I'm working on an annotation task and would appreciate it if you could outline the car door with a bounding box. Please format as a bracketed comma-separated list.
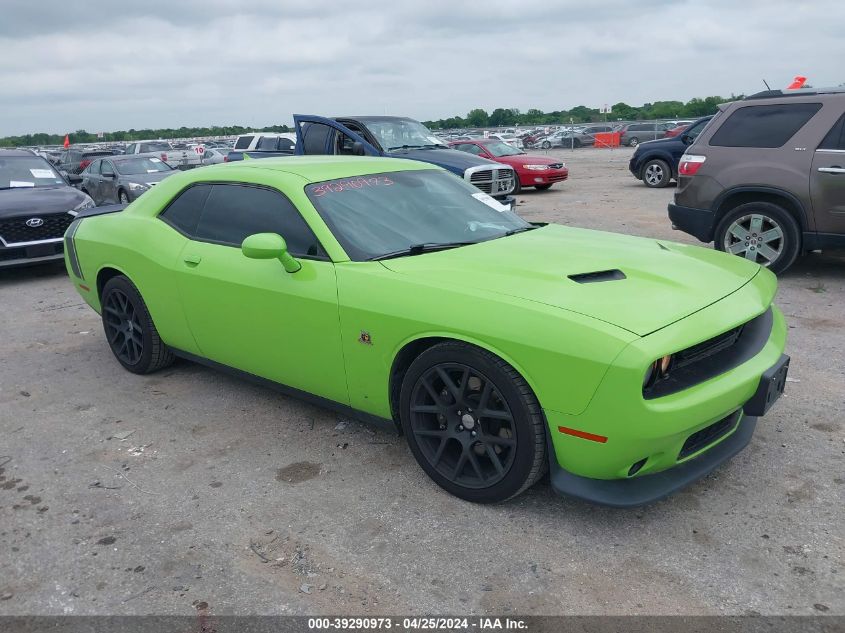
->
[292, 115, 379, 156]
[810, 112, 845, 233]
[83, 159, 102, 203]
[100, 159, 118, 203]
[166, 181, 349, 404]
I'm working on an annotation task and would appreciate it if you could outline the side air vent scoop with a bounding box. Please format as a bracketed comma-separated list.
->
[568, 269, 627, 284]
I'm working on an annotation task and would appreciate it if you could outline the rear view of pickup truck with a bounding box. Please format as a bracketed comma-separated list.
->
[123, 141, 202, 170]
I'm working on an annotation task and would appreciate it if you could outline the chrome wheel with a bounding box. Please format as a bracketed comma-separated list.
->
[722, 213, 784, 266]
[644, 163, 665, 186]
[409, 363, 516, 489]
[541, 141, 551, 149]
[119, 191, 129, 204]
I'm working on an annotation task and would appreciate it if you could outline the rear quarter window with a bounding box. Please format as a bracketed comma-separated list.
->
[234, 135, 254, 150]
[709, 103, 822, 148]
[158, 184, 213, 236]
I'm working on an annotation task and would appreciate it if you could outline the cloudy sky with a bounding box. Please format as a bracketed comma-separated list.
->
[1, 0, 843, 135]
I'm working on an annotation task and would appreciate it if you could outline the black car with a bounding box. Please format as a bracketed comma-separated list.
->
[628, 116, 713, 188]
[0, 149, 95, 268]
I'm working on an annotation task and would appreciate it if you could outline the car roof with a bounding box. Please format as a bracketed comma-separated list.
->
[745, 87, 845, 101]
[205, 155, 438, 182]
[0, 149, 41, 158]
[108, 154, 163, 162]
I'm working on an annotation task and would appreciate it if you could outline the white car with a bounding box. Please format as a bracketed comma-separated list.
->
[487, 133, 523, 149]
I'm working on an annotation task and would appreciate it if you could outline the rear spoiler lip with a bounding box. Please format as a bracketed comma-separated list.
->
[75, 203, 126, 219]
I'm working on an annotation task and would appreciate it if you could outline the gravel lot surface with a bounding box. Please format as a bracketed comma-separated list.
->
[1, 147, 842, 616]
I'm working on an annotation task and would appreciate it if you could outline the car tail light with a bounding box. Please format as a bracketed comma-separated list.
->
[161, 153, 168, 162]
[678, 154, 706, 176]
[223, 155, 229, 162]
[79, 159, 91, 170]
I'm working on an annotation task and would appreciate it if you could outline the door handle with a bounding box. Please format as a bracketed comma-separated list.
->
[183, 254, 202, 266]
[818, 166, 845, 174]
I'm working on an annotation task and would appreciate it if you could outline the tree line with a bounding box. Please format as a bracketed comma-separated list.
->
[421, 96, 739, 129]
[0, 124, 292, 148]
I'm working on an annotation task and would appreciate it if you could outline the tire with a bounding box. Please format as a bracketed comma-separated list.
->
[642, 159, 671, 188]
[714, 202, 801, 274]
[118, 190, 130, 204]
[511, 178, 521, 195]
[541, 141, 551, 149]
[628, 137, 640, 147]
[570, 138, 581, 149]
[100, 275, 175, 374]
[534, 184, 553, 191]
[399, 341, 547, 503]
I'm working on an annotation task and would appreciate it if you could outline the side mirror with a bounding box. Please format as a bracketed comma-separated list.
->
[241, 232, 301, 273]
[681, 134, 693, 145]
[351, 141, 366, 156]
[64, 172, 82, 185]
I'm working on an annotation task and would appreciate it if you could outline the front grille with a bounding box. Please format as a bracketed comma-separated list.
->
[679, 411, 740, 460]
[548, 163, 563, 169]
[673, 325, 743, 370]
[644, 308, 773, 399]
[468, 168, 514, 195]
[0, 212, 74, 245]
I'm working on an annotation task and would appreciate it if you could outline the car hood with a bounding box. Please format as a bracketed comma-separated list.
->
[117, 171, 177, 185]
[492, 154, 565, 167]
[385, 147, 503, 174]
[379, 224, 760, 336]
[0, 185, 88, 219]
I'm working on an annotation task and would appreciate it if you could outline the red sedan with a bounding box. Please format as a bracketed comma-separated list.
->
[448, 139, 568, 191]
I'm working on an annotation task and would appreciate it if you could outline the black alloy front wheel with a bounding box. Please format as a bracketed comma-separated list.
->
[400, 342, 547, 503]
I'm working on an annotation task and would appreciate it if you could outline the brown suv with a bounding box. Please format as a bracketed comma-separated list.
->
[668, 88, 845, 273]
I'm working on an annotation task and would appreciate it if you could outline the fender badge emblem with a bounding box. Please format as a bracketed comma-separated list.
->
[358, 331, 373, 345]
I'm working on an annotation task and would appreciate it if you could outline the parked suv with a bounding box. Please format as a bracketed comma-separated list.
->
[669, 88, 845, 273]
[628, 116, 713, 187]
[619, 122, 674, 147]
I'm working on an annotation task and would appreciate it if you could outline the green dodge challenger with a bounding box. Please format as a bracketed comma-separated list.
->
[64, 156, 789, 507]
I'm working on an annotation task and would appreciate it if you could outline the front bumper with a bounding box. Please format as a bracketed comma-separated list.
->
[519, 169, 569, 186]
[0, 241, 65, 267]
[549, 413, 758, 508]
[543, 273, 788, 506]
[668, 202, 716, 243]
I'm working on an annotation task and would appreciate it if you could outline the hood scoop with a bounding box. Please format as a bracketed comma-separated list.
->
[568, 269, 626, 284]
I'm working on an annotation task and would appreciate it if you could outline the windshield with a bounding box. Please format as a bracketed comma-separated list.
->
[361, 119, 447, 151]
[143, 142, 171, 152]
[115, 157, 173, 175]
[485, 141, 523, 157]
[306, 170, 531, 261]
[0, 156, 65, 189]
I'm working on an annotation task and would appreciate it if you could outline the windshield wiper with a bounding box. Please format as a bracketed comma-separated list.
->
[369, 241, 476, 261]
[387, 144, 426, 151]
[503, 226, 539, 237]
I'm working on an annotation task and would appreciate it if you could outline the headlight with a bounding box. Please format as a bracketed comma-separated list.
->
[523, 164, 551, 171]
[643, 354, 673, 389]
[73, 196, 95, 212]
[128, 182, 149, 191]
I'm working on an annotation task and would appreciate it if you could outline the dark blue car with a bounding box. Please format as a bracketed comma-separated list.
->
[292, 115, 517, 209]
[628, 116, 713, 188]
